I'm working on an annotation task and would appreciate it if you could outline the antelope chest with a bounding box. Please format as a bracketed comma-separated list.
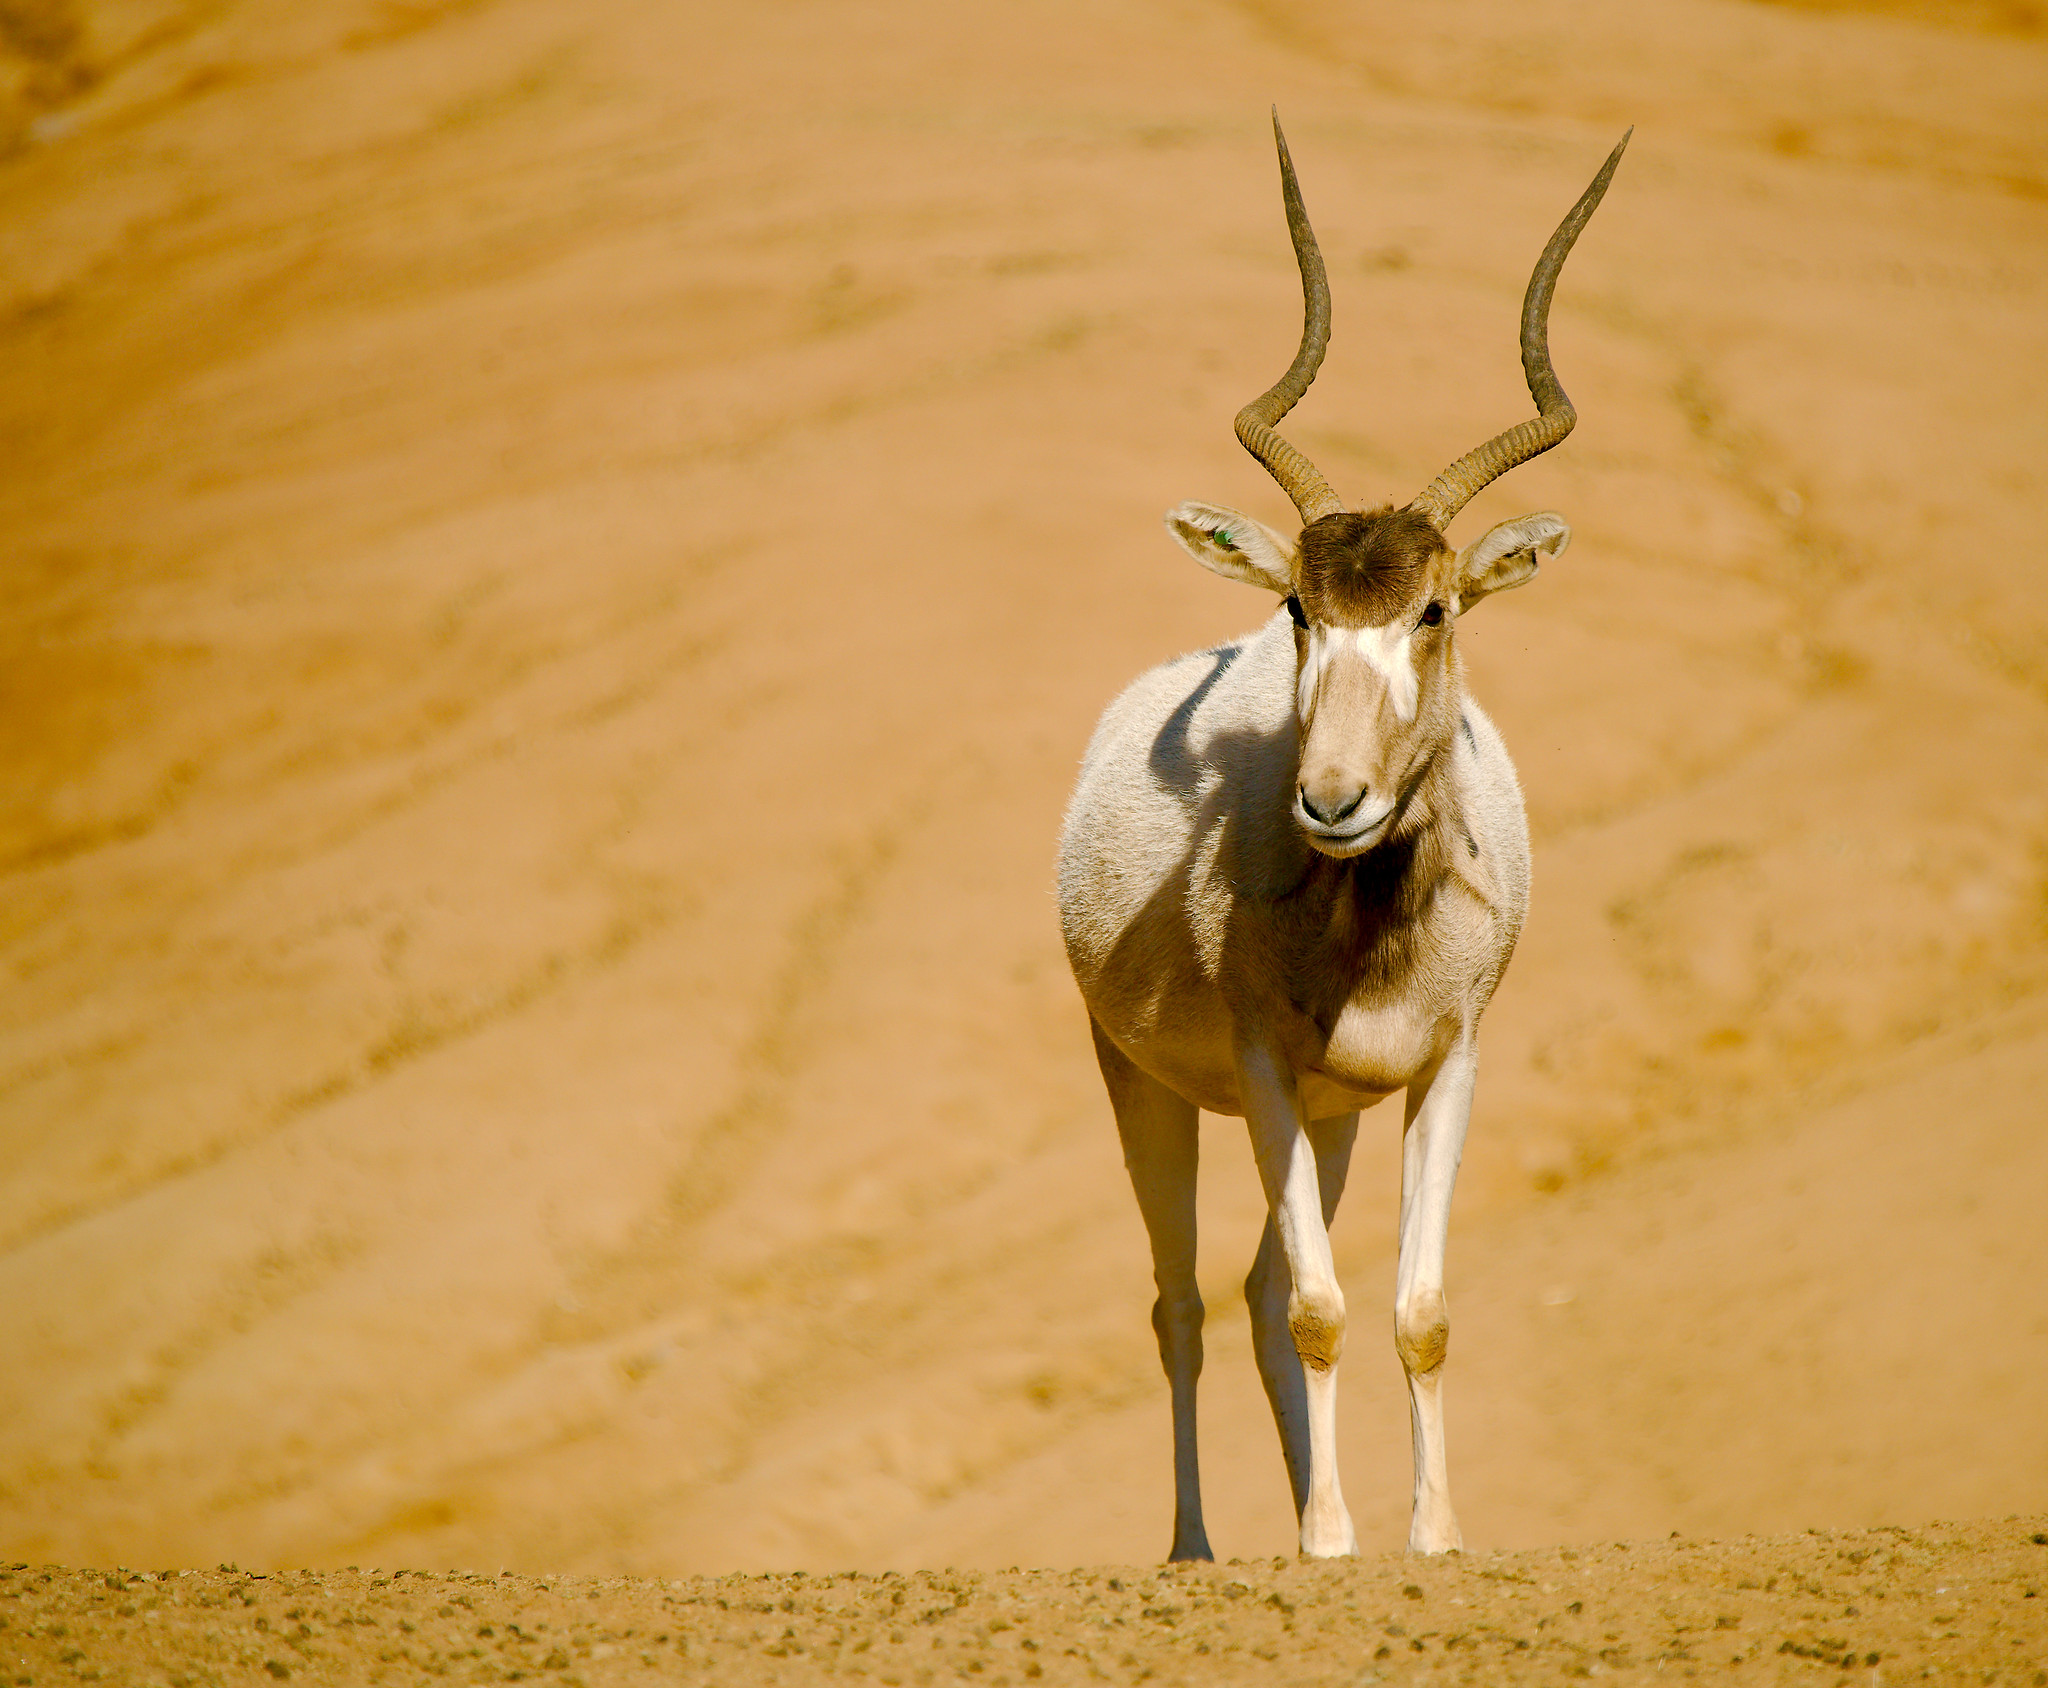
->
[1285, 879, 1497, 1110]
[1301, 992, 1445, 1110]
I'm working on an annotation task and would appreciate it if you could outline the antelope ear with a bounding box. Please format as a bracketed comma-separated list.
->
[1454, 511, 1570, 610]
[1165, 502, 1297, 595]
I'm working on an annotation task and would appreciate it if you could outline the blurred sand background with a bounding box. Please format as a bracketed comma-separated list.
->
[1, 0, 2046, 1582]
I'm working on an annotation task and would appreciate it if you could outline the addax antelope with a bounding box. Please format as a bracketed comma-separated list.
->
[1058, 115, 1628, 1559]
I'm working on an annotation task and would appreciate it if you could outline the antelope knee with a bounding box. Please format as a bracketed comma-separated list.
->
[1244, 1248, 1281, 1310]
[1394, 1288, 1449, 1376]
[1287, 1286, 1346, 1372]
[1151, 1289, 1205, 1373]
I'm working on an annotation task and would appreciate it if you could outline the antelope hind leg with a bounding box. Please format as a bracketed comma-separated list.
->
[1091, 1018, 1211, 1563]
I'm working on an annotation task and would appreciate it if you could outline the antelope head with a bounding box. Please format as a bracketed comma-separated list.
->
[1166, 115, 1626, 858]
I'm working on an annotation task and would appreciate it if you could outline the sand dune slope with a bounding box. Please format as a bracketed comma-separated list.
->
[0, 0, 2045, 1585]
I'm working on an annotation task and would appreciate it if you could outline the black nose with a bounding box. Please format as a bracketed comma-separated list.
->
[1300, 785, 1367, 826]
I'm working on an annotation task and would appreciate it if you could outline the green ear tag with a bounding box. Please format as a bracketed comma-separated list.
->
[1214, 530, 1236, 550]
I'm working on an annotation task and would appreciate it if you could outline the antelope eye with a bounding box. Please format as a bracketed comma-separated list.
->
[1285, 594, 1308, 629]
[1419, 601, 1445, 628]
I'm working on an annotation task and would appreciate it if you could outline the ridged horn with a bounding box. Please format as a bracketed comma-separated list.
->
[1408, 129, 1631, 533]
[1235, 109, 1346, 526]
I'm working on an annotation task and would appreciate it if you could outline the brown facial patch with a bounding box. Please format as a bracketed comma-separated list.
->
[1295, 505, 1446, 627]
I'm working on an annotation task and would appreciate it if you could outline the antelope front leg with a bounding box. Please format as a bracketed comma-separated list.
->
[1245, 1111, 1358, 1530]
[1238, 1040, 1356, 1558]
[1396, 1033, 1478, 1553]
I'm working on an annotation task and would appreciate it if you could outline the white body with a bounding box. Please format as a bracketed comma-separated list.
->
[1059, 575, 1535, 1558]
[1063, 113, 1621, 1560]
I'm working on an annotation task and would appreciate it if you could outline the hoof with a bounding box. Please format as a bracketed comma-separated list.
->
[1299, 1493, 1357, 1559]
[1406, 1492, 1462, 1554]
[1298, 1519, 1358, 1558]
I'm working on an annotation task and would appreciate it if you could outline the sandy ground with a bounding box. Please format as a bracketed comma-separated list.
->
[6, 1520, 2048, 1686]
[3, 0, 2048, 1666]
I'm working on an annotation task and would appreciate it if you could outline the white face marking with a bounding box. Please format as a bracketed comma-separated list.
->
[1353, 622, 1420, 720]
[1295, 617, 1420, 723]
[1296, 625, 1326, 719]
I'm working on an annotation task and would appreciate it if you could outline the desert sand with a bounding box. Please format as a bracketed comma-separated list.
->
[2, 0, 2047, 1672]
[6, 1520, 2048, 1684]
